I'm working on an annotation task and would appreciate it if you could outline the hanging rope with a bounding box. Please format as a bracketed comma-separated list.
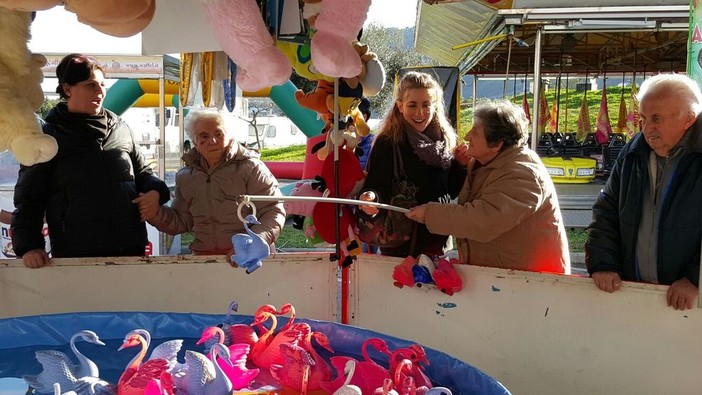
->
[564, 72, 569, 131]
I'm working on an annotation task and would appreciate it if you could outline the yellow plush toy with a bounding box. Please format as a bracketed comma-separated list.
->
[0, 6, 58, 165]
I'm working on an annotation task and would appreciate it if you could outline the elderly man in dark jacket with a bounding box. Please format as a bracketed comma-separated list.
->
[586, 73, 702, 310]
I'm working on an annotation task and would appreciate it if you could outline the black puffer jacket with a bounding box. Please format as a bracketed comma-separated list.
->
[586, 120, 702, 286]
[12, 103, 170, 258]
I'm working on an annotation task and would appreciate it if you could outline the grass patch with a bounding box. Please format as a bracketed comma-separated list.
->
[260, 145, 306, 161]
[567, 228, 588, 253]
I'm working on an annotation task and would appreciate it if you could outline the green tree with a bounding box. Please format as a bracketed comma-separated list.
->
[361, 23, 436, 117]
[37, 97, 61, 119]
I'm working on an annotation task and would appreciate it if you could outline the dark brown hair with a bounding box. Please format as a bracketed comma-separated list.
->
[55, 53, 105, 100]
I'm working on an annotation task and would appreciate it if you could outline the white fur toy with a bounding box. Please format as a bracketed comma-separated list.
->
[0, 6, 58, 165]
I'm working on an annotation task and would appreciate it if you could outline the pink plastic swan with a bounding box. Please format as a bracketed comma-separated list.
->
[117, 332, 172, 395]
[389, 344, 432, 389]
[23, 329, 106, 394]
[249, 311, 280, 369]
[254, 320, 307, 369]
[270, 325, 334, 392]
[196, 326, 260, 390]
[320, 338, 391, 395]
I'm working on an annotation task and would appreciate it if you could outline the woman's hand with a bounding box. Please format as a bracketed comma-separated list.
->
[359, 191, 379, 216]
[132, 190, 161, 222]
[406, 204, 428, 224]
[21, 248, 50, 268]
[454, 143, 471, 167]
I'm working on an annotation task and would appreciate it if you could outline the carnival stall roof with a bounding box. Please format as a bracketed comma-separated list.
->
[416, 0, 690, 75]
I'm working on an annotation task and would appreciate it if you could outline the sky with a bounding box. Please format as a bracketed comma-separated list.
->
[29, 0, 418, 55]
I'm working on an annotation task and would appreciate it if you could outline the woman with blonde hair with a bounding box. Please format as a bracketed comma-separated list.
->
[358, 71, 466, 257]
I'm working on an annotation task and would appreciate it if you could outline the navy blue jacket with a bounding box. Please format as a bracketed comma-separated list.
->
[585, 120, 702, 286]
[12, 103, 170, 258]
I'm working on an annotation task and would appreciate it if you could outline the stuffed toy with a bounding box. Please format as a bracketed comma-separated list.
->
[312, 149, 365, 267]
[0, 0, 155, 37]
[0, 7, 58, 166]
[309, 0, 370, 78]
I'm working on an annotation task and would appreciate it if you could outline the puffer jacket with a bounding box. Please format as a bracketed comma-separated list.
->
[425, 145, 570, 274]
[12, 103, 170, 257]
[586, 121, 702, 286]
[149, 142, 285, 255]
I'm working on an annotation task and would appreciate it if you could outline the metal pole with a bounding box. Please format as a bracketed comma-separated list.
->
[531, 26, 543, 151]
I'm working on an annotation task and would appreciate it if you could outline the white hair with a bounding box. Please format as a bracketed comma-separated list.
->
[637, 73, 702, 117]
[183, 109, 230, 141]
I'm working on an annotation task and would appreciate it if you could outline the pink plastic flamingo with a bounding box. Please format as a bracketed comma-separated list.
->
[117, 332, 172, 395]
[197, 326, 260, 390]
[320, 338, 391, 395]
[249, 311, 279, 368]
[255, 320, 308, 369]
[270, 326, 334, 391]
[275, 303, 297, 332]
[143, 372, 173, 395]
[389, 344, 432, 389]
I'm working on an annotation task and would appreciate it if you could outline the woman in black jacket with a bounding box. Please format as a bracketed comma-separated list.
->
[12, 53, 169, 268]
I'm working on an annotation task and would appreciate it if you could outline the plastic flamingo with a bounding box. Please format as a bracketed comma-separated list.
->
[179, 343, 234, 395]
[23, 329, 105, 394]
[203, 300, 240, 351]
[330, 360, 361, 395]
[117, 332, 172, 395]
[255, 320, 307, 369]
[320, 338, 391, 395]
[143, 372, 173, 395]
[389, 344, 432, 389]
[373, 378, 399, 395]
[249, 311, 279, 368]
[270, 327, 334, 391]
[125, 329, 183, 373]
[275, 303, 297, 332]
[196, 326, 260, 390]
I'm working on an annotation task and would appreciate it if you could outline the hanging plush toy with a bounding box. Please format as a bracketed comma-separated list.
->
[0, 7, 58, 166]
[312, 149, 365, 267]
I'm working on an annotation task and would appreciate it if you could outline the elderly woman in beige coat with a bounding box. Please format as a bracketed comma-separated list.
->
[406, 100, 570, 274]
[137, 109, 285, 265]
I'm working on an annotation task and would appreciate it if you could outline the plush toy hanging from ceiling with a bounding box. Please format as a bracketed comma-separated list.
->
[0, 0, 157, 166]
[195, 0, 371, 92]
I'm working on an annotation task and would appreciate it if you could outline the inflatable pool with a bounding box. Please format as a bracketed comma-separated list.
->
[0, 312, 510, 395]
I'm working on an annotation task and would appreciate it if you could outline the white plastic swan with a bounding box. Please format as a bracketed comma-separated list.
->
[124, 328, 183, 372]
[178, 343, 234, 395]
[23, 329, 105, 394]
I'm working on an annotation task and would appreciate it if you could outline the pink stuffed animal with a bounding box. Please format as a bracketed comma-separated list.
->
[310, 0, 370, 78]
[285, 180, 323, 218]
[197, 0, 292, 92]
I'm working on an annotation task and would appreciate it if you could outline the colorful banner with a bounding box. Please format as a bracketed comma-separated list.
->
[538, 88, 551, 133]
[521, 94, 531, 122]
[688, 0, 702, 89]
[616, 92, 628, 134]
[576, 90, 591, 141]
[595, 86, 613, 145]
[625, 82, 641, 139]
[547, 101, 559, 133]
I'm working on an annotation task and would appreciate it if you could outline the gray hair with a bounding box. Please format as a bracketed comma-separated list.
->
[183, 109, 229, 142]
[472, 99, 529, 149]
[637, 73, 702, 118]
